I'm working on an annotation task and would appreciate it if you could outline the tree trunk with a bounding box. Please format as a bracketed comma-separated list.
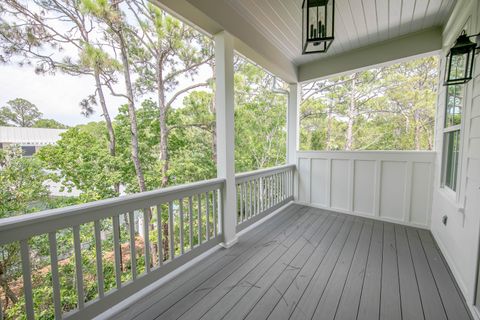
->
[326, 104, 333, 150]
[414, 109, 421, 150]
[117, 33, 146, 193]
[94, 70, 119, 194]
[346, 74, 356, 151]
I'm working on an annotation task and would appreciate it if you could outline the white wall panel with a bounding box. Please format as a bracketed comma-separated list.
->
[353, 160, 375, 215]
[380, 161, 407, 221]
[297, 151, 435, 228]
[330, 160, 349, 211]
[310, 159, 328, 206]
[410, 162, 433, 226]
[298, 158, 310, 203]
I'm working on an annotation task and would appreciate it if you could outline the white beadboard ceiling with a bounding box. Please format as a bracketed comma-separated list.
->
[225, 0, 456, 66]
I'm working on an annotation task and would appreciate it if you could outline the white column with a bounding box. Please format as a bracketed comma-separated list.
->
[215, 31, 238, 248]
[287, 83, 300, 201]
[287, 83, 299, 164]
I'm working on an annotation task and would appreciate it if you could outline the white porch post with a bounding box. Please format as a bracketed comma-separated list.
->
[287, 83, 300, 200]
[215, 31, 238, 247]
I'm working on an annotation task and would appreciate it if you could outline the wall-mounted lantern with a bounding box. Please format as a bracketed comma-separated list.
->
[302, 0, 334, 54]
[444, 30, 480, 85]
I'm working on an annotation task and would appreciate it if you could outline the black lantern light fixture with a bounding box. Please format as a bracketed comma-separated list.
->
[444, 30, 480, 85]
[302, 0, 334, 54]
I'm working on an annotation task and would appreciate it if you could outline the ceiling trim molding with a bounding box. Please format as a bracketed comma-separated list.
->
[153, 0, 298, 83]
[297, 27, 443, 83]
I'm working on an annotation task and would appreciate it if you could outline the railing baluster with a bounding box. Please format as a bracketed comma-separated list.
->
[198, 194, 202, 245]
[213, 190, 218, 236]
[129, 212, 137, 277]
[20, 240, 34, 320]
[156, 206, 163, 267]
[180, 199, 184, 254]
[253, 179, 257, 216]
[206, 192, 210, 240]
[143, 209, 151, 272]
[112, 216, 122, 287]
[240, 183, 244, 222]
[248, 180, 252, 219]
[168, 201, 175, 260]
[189, 196, 193, 250]
[94, 220, 104, 298]
[73, 225, 85, 309]
[48, 232, 62, 319]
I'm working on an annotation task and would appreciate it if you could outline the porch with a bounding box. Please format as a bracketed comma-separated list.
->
[114, 204, 470, 320]
[0, 0, 479, 319]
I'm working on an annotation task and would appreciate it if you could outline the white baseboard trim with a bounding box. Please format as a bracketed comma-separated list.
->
[295, 201, 430, 230]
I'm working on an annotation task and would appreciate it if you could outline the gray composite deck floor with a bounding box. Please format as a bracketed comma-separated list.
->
[116, 204, 472, 320]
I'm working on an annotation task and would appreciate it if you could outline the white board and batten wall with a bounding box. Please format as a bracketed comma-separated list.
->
[296, 151, 435, 228]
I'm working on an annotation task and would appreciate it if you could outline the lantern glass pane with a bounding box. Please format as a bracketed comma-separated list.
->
[445, 85, 463, 127]
[450, 52, 467, 80]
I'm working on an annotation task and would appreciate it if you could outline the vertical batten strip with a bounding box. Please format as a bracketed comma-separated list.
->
[48, 232, 62, 320]
[168, 202, 175, 260]
[179, 200, 184, 254]
[128, 212, 137, 277]
[213, 190, 218, 236]
[189, 197, 193, 249]
[94, 220, 104, 298]
[112, 216, 122, 288]
[239, 184, 243, 222]
[206, 192, 210, 240]
[156, 206, 163, 267]
[72, 225, 85, 309]
[143, 209, 151, 272]
[20, 240, 34, 320]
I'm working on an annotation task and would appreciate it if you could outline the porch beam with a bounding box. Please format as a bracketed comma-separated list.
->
[214, 31, 238, 248]
[298, 27, 442, 82]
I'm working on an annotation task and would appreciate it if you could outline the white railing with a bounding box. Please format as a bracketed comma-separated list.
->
[0, 178, 224, 320]
[235, 164, 295, 230]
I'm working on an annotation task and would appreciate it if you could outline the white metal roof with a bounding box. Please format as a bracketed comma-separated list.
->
[0, 126, 66, 146]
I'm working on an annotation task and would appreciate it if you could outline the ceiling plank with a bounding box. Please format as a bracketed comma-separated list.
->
[155, 0, 298, 82]
[298, 27, 442, 82]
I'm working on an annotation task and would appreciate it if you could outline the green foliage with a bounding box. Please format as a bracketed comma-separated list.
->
[300, 56, 439, 151]
[36, 128, 120, 202]
[32, 119, 68, 129]
[0, 98, 42, 127]
[0, 146, 49, 217]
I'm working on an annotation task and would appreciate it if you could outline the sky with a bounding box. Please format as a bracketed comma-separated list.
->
[0, 1, 213, 128]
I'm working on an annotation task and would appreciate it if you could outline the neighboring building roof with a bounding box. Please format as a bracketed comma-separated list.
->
[0, 126, 66, 146]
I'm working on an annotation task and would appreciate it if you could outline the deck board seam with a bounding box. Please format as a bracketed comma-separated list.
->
[310, 219, 364, 319]
[132, 205, 309, 320]
[285, 216, 352, 319]
[334, 221, 373, 320]
[404, 225, 426, 320]
[156, 208, 322, 319]
[287, 216, 358, 319]
[263, 215, 350, 320]
[416, 228, 449, 318]
[185, 211, 333, 320]
[394, 224, 403, 320]
[238, 214, 340, 320]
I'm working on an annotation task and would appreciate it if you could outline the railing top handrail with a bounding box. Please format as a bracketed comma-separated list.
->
[0, 178, 225, 243]
[235, 164, 295, 182]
